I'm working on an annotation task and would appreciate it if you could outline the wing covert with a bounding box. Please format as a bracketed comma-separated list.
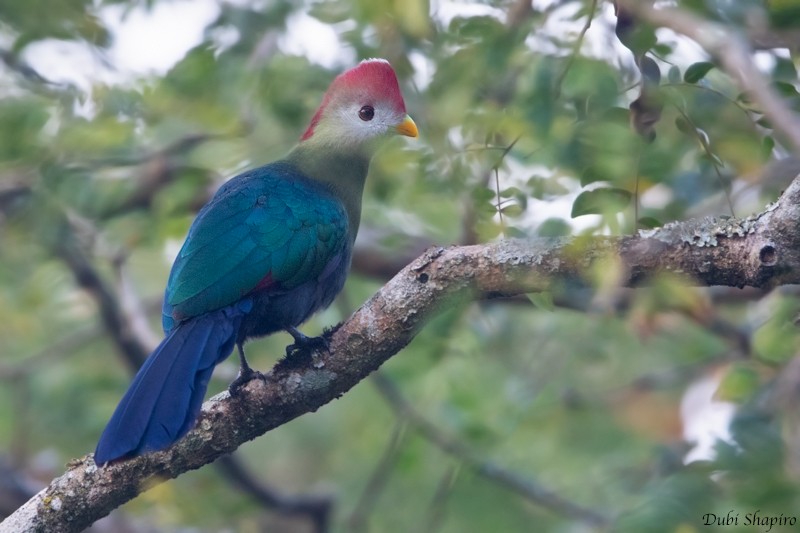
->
[163, 163, 348, 326]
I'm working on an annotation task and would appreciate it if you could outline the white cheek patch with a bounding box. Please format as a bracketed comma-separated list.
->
[310, 103, 400, 149]
[331, 105, 391, 143]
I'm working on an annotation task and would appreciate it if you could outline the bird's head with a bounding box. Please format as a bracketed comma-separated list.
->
[300, 58, 417, 153]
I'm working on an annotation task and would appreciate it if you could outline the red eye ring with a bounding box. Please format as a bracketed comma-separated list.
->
[358, 105, 375, 121]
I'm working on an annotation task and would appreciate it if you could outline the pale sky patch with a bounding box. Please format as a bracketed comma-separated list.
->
[681, 372, 736, 463]
[102, 0, 221, 76]
[279, 11, 351, 68]
[431, 0, 504, 26]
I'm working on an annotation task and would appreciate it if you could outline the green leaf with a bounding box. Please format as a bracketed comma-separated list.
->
[716, 364, 760, 403]
[761, 136, 775, 161]
[667, 65, 681, 84]
[471, 187, 495, 202]
[527, 292, 555, 312]
[683, 62, 715, 83]
[770, 2, 800, 28]
[652, 43, 673, 57]
[527, 175, 568, 199]
[674, 116, 694, 136]
[772, 80, 800, 99]
[773, 56, 798, 81]
[571, 187, 632, 217]
[500, 203, 523, 217]
[499, 186, 523, 198]
[580, 165, 608, 186]
[637, 217, 662, 229]
[505, 226, 528, 238]
[537, 218, 572, 237]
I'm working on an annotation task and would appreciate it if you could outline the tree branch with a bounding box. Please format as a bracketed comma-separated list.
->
[5, 174, 800, 532]
[53, 229, 150, 370]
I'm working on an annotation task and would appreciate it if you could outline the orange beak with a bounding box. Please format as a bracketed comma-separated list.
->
[395, 115, 418, 138]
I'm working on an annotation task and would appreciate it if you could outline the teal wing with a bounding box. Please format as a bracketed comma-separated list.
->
[162, 162, 348, 329]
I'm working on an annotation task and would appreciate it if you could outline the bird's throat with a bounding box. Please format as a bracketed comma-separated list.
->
[285, 143, 370, 242]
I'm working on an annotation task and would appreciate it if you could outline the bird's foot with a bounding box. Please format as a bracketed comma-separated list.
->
[274, 327, 333, 371]
[285, 335, 329, 358]
[228, 364, 266, 398]
[284, 326, 330, 359]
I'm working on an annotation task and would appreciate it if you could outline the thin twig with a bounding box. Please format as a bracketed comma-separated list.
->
[492, 135, 522, 236]
[553, 0, 599, 99]
[669, 101, 736, 216]
[662, 82, 754, 118]
[422, 465, 459, 533]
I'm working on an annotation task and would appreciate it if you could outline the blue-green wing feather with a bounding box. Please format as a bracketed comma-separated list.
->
[163, 162, 348, 330]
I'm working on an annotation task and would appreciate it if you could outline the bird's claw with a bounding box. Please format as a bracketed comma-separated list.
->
[228, 366, 266, 397]
[284, 325, 331, 359]
[285, 334, 329, 358]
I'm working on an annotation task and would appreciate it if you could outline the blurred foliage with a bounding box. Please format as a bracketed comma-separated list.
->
[1, 0, 800, 531]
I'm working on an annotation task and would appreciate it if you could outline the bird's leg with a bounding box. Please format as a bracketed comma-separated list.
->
[285, 325, 330, 358]
[228, 342, 265, 397]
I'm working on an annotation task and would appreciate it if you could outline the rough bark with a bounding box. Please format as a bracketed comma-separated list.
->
[3, 175, 800, 532]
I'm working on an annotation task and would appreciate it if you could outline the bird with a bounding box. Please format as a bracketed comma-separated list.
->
[94, 58, 417, 464]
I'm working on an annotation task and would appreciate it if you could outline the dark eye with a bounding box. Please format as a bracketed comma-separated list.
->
[358, 105, 375, 121]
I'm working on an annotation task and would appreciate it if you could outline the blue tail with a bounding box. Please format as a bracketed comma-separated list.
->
[94, 308, 243, 464]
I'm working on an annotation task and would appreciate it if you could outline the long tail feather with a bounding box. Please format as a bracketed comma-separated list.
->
[94, 309, 241, 464]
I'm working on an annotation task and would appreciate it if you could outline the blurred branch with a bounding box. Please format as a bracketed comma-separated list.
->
[0, 48, 62, 89]
[0, 171, 34, 214]
[9, 174, 800, 531]
[52, 208, 156, 368]
[352, 228, 433, 279]
[74, 133, 226, 220]
[748, 28, 800, 51]
[372, 373, 611, 527]
[0, 135, 221, 222]
[54, 227, 150, 370]
[422, 465, 458, 533]
[215, 455, 333, 533]
[506, 0, 535, 28]
[617, 0, 800, 152]
[71, 133, 224, 171]
[0, 458, 38, 520]
[0, 325, 102, 380]
[246, 29, 281, 70]
[346, 423, 406, 532]
[113, 260, 160, 352]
